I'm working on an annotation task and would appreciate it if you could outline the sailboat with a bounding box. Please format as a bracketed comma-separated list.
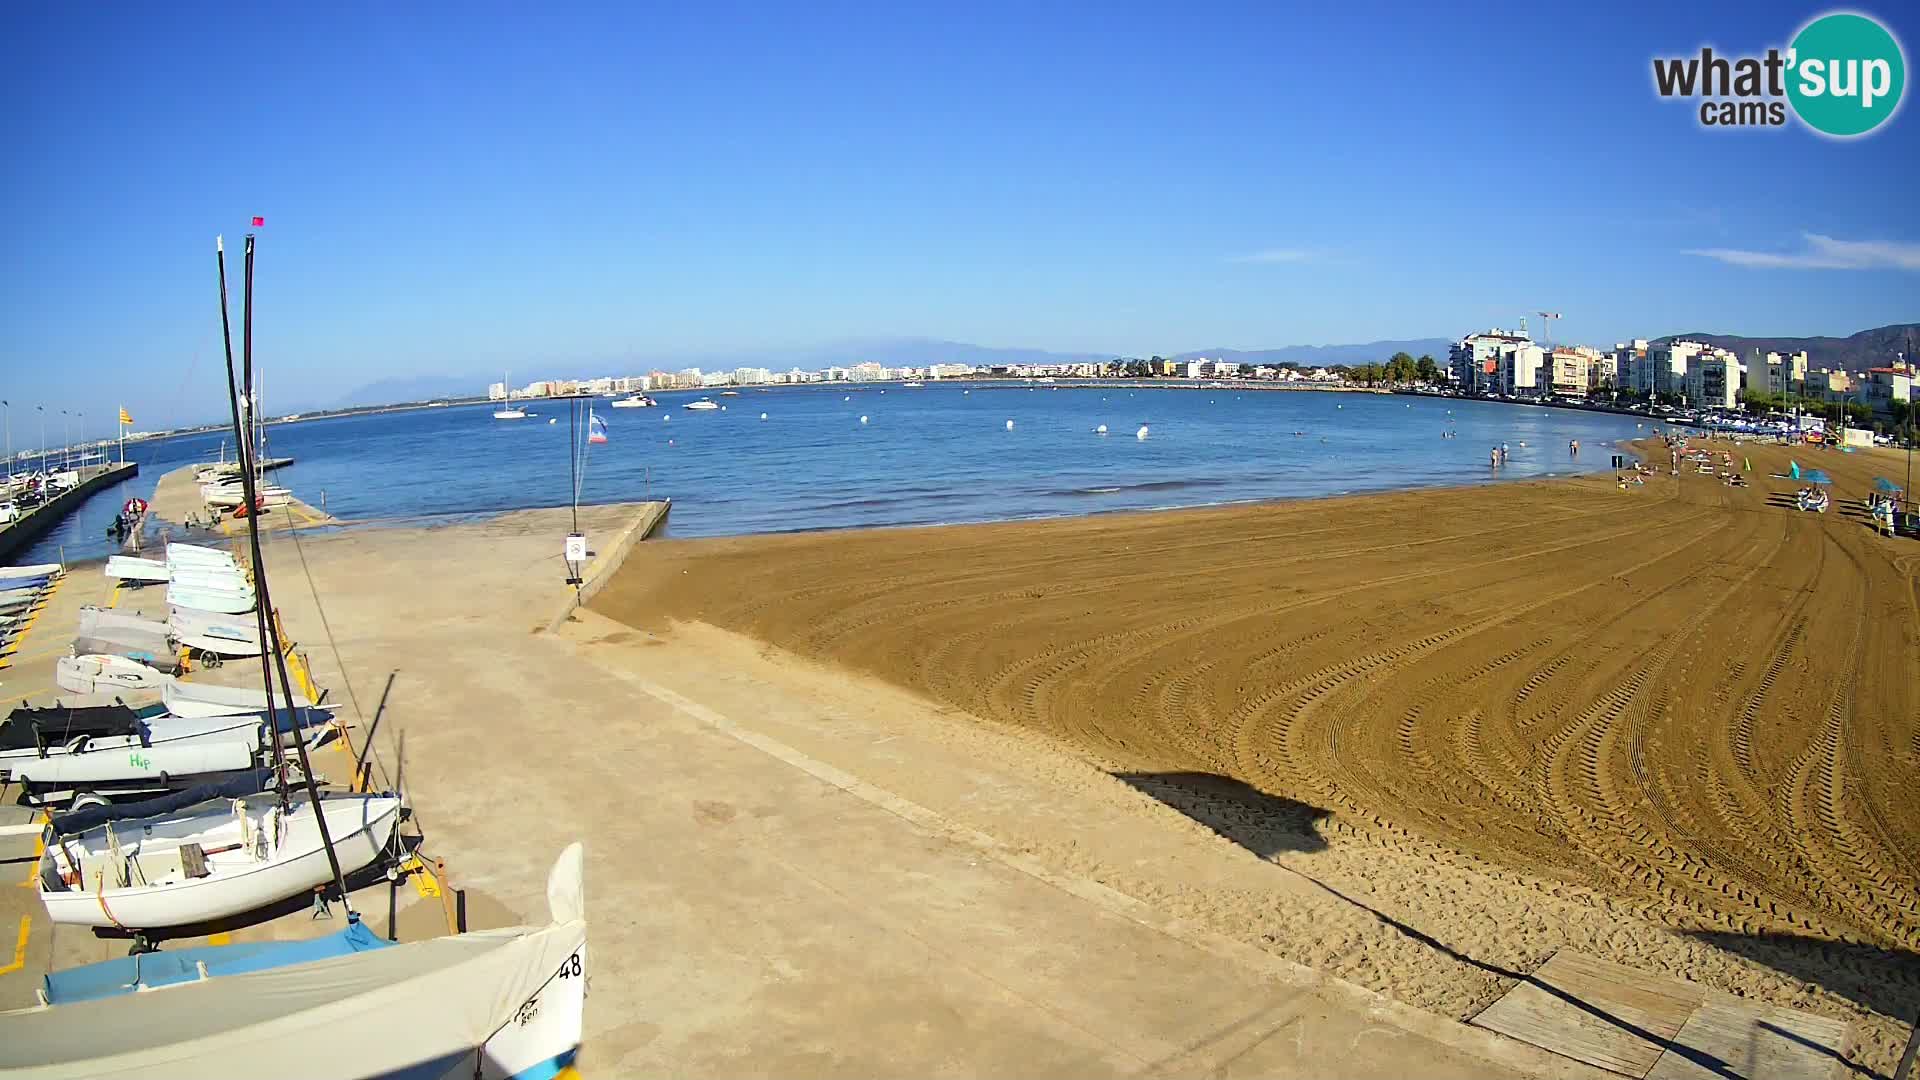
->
[493, 370, 528, 420]
[0, 230, 587, 1080]
[2, 842, 587, 1080]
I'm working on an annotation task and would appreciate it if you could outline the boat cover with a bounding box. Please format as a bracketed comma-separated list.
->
[0, 844, 587, 1080]
[42, 920, 395, 1004]
[48, 772, 277, 835]
[72, 630, 179, 673]
[0, 705, 143, 751]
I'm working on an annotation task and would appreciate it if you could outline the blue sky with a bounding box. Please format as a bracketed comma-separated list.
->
[2, 1, 1915, 429]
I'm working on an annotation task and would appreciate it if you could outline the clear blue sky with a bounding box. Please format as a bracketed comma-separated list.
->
[2, 1, 1915, 430]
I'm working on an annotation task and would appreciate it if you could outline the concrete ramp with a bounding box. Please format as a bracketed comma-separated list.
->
[1472, 951, 1849, 1079]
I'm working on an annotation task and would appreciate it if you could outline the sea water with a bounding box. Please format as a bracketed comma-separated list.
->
[18, 385, 1652, 563]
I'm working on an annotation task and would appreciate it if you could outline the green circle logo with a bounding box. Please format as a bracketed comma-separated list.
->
[1787, 12, 1906, 137]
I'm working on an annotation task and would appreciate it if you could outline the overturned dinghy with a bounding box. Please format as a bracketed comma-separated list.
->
[165, 580, 254, 615]
[56, 655, 166, 695]
[72, 627, 180, 674]
[36, 784, 402, 929]
[167, 604, 264, 657]
[1, 843, 587, 1080]
[163, 676, 316, 718]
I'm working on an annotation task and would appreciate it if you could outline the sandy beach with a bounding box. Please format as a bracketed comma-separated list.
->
[596, 437, 1920, 1070]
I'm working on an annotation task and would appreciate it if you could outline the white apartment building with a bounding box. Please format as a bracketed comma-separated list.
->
[1449, 329, 1532, 395]
[1645, 340, 1705, 398]
[487, 382, 507, 401]
[1684, 348, 1742, 410]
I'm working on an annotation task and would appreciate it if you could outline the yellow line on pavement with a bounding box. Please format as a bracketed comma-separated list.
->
[0, 916, 29, 975]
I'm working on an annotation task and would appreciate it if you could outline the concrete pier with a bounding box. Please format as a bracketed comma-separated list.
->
[147, 463, 336, 531]
[0, 462, 139, 561]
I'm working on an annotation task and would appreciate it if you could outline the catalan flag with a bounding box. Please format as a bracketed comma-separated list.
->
[118, 407, 132, 425]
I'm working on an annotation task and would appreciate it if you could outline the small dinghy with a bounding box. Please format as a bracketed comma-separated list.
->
[56, 654, 167, 695]
[36, 785, 402, 929]
[163, 676, 317, 718]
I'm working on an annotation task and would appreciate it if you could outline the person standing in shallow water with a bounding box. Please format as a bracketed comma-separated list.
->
[1570, 438, 1579, 457]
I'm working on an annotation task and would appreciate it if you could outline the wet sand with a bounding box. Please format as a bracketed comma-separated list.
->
[596, 437, 1920, 1070]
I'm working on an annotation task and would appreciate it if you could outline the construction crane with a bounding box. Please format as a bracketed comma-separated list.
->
[1537, 311, 1562, 348]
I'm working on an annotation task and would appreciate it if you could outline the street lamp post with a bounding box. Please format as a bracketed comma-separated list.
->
[36, 405, 45, 476]
[1, 399, 9, 484]
[61, 410, 70, 470]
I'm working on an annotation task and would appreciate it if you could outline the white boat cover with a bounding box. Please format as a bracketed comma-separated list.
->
[0, 563, 62, 580]
[163, 676, 315, 717]
[0, 844, 588, 1080]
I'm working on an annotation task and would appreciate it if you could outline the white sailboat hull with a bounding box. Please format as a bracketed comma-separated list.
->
[0, 844, 587, 1080]
[104, 557, 169, 583]
[56, 655, 166, 695]
[7, 740, 255, 784]
[39, 793, 401, 929]
[0, 563, 62, 581]
[165, 584, 254, 614]
[164, 543, 239, 567]
[163, 677, 315, 718]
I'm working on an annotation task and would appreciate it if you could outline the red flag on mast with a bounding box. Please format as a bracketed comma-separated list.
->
[251, 216, 265, 226]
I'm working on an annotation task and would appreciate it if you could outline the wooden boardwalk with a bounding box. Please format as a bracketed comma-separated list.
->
[1473, 951, 1851, 1079]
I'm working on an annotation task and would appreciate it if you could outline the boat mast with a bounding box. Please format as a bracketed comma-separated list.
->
[217, 232, 355, 911]
[215, 237, 293, 812]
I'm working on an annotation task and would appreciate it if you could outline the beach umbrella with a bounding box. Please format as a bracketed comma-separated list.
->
[1873, 477, 1902, 493]
[1803, 470, 1834, 486]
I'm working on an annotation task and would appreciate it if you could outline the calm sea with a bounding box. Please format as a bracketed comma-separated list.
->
[17, 384, 1654, 564]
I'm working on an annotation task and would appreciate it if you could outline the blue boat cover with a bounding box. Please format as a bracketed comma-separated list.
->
[42, 920, 394, 1004]
[47, 773, 277, 835]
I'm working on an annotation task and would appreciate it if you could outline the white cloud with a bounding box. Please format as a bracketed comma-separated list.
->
[1683, 232, 1920, 270]
[1228, 248, 1316, 264]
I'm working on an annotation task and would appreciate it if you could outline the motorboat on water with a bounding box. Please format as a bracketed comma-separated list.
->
[684, 399, 721, 411]
[609, 393, 657, 408]
[719, 390, 740, 396]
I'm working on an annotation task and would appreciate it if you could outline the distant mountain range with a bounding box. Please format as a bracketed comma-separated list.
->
[1652, 323, 1917, 373]
[1170, 339, 1454, 367]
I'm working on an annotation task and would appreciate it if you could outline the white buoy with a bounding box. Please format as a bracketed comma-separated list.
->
[549, 418, 557, 425]
[721, 405, 727, 411]
[1095, 424, 1108, 434]
[760, 412, 768, 420]
[963, 389, 970, 395]
[1005, 419, 1014, 430]
[1136, 425, 1149, 440]
[860, 415, 869, 424]
[844, 395, 851, 401]
[663, 415, 670, 422]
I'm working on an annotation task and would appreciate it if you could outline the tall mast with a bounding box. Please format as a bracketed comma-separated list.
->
[217, 233, 355, 912]
[215, 238, 292, 810]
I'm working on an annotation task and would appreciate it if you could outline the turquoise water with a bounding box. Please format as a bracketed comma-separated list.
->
[17, 384, 1652, 565]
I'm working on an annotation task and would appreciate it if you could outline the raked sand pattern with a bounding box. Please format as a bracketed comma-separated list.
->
[597, 438, 1920, 1072]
